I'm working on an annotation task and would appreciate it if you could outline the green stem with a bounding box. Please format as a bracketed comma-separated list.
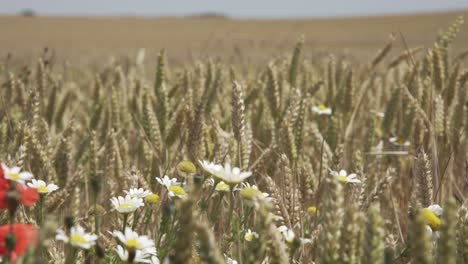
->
[143, 207, 153, 234]
[210, 193, 224, 223]
[157, 205, 175, 248]
[38, 194, 45, 226]
[227, 190, 235, 230]
[65, 247, 78, 264]
[132, 210, 140, 230]
[94, 202, 100, 235]
[240, 207, 253, 228]
[201, 184, 217, 211]
[122, 214, 128, 233]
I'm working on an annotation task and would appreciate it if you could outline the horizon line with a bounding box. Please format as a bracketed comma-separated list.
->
[2, 7, 467, 20]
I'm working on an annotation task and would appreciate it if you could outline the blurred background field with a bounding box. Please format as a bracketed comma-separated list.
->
[1, 10, 467, 66]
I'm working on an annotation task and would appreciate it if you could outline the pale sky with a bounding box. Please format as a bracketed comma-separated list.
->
[2, 0, 468, 18]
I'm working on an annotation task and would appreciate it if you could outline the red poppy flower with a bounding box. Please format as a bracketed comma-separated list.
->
[0, 163, 39, 209]
[0, 224, 38, 262]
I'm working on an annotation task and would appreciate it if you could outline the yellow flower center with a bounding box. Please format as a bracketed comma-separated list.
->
[118, 203, 132, 209]
[144, 194, 160, 204]
[240, 188, 260, 200]
[307, 206, 317, 214]
[337, 175, 348, 183]
[318, 104, 327, 110]
[70, 235, 87, 244]
[126, 239, 140, 248]
[215, 182, 230, 192]
[7, 173, 20, 181]
[396, 137, 404, 145]
[420, 208, 441, 231]
[245, 233, 253, 241]
[169, 185, 186, 196]
[37, 186, 49, 193]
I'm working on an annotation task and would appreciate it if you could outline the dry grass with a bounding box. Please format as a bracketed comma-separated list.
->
[0, 10, 467, 66]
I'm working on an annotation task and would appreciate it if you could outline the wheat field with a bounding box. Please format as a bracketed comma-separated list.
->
[1, 10, 467, 66]
[0, 11, 466, 264]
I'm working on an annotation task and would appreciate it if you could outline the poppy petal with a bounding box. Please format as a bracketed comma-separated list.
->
[0, 188, 6, 209]
[0, 224, 38, 262]
[17, 185, 39, 206]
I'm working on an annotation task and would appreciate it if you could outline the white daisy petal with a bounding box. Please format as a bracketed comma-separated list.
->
[112, 228, 155, 251]
[312, 104, 332, 115]
[110, 195, 144, 214]
[56, 225, 97, 250]
[199, 160, 252, 184]
[27, 179, 59, 194]
[331, 169, 360, 184]
[428, 204, 443, 216]
[2, 164, 34, 184]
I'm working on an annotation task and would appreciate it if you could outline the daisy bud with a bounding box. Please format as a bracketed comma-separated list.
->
[5, 184, 21, 218]
[144, 194, 160, 205]
[88, 205, 106, 216]
[176, 161, 196, 178]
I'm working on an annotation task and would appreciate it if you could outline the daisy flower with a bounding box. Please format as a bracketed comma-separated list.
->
[278, 226, 311, 245]
[112, 228, 155, 251]
[389, 137, 410, 147]
[167, 185, 187, 198]
[278, 225, 295, 243]
[238, 183, 271, 201]
[300, 237, 313, 245]
[27, 179, 59, 194]
[155, 176, 187, 198]
[215, 181, 230, 192]
[238, 183, 272, 208]
[371, 140, 384, 153]
[199, 161, 252, 185]
[110, 195, 144, 214]
[1, 164, 33, 185]
[115, 245, 157, 263]
[312, 104, 332, 115]
[244, 229, 259, 242]
[124, 188, 152, 199]
[56, 225, 97, 250]
[420, 204, 443, 239]
[375, 112, 385, 118]
[155, 175, 180, 190]
[330, 170, 361, 184]
[225, 255, 238, 264]
[198, 160, 223, 176]
[150, 255, 160, 264]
